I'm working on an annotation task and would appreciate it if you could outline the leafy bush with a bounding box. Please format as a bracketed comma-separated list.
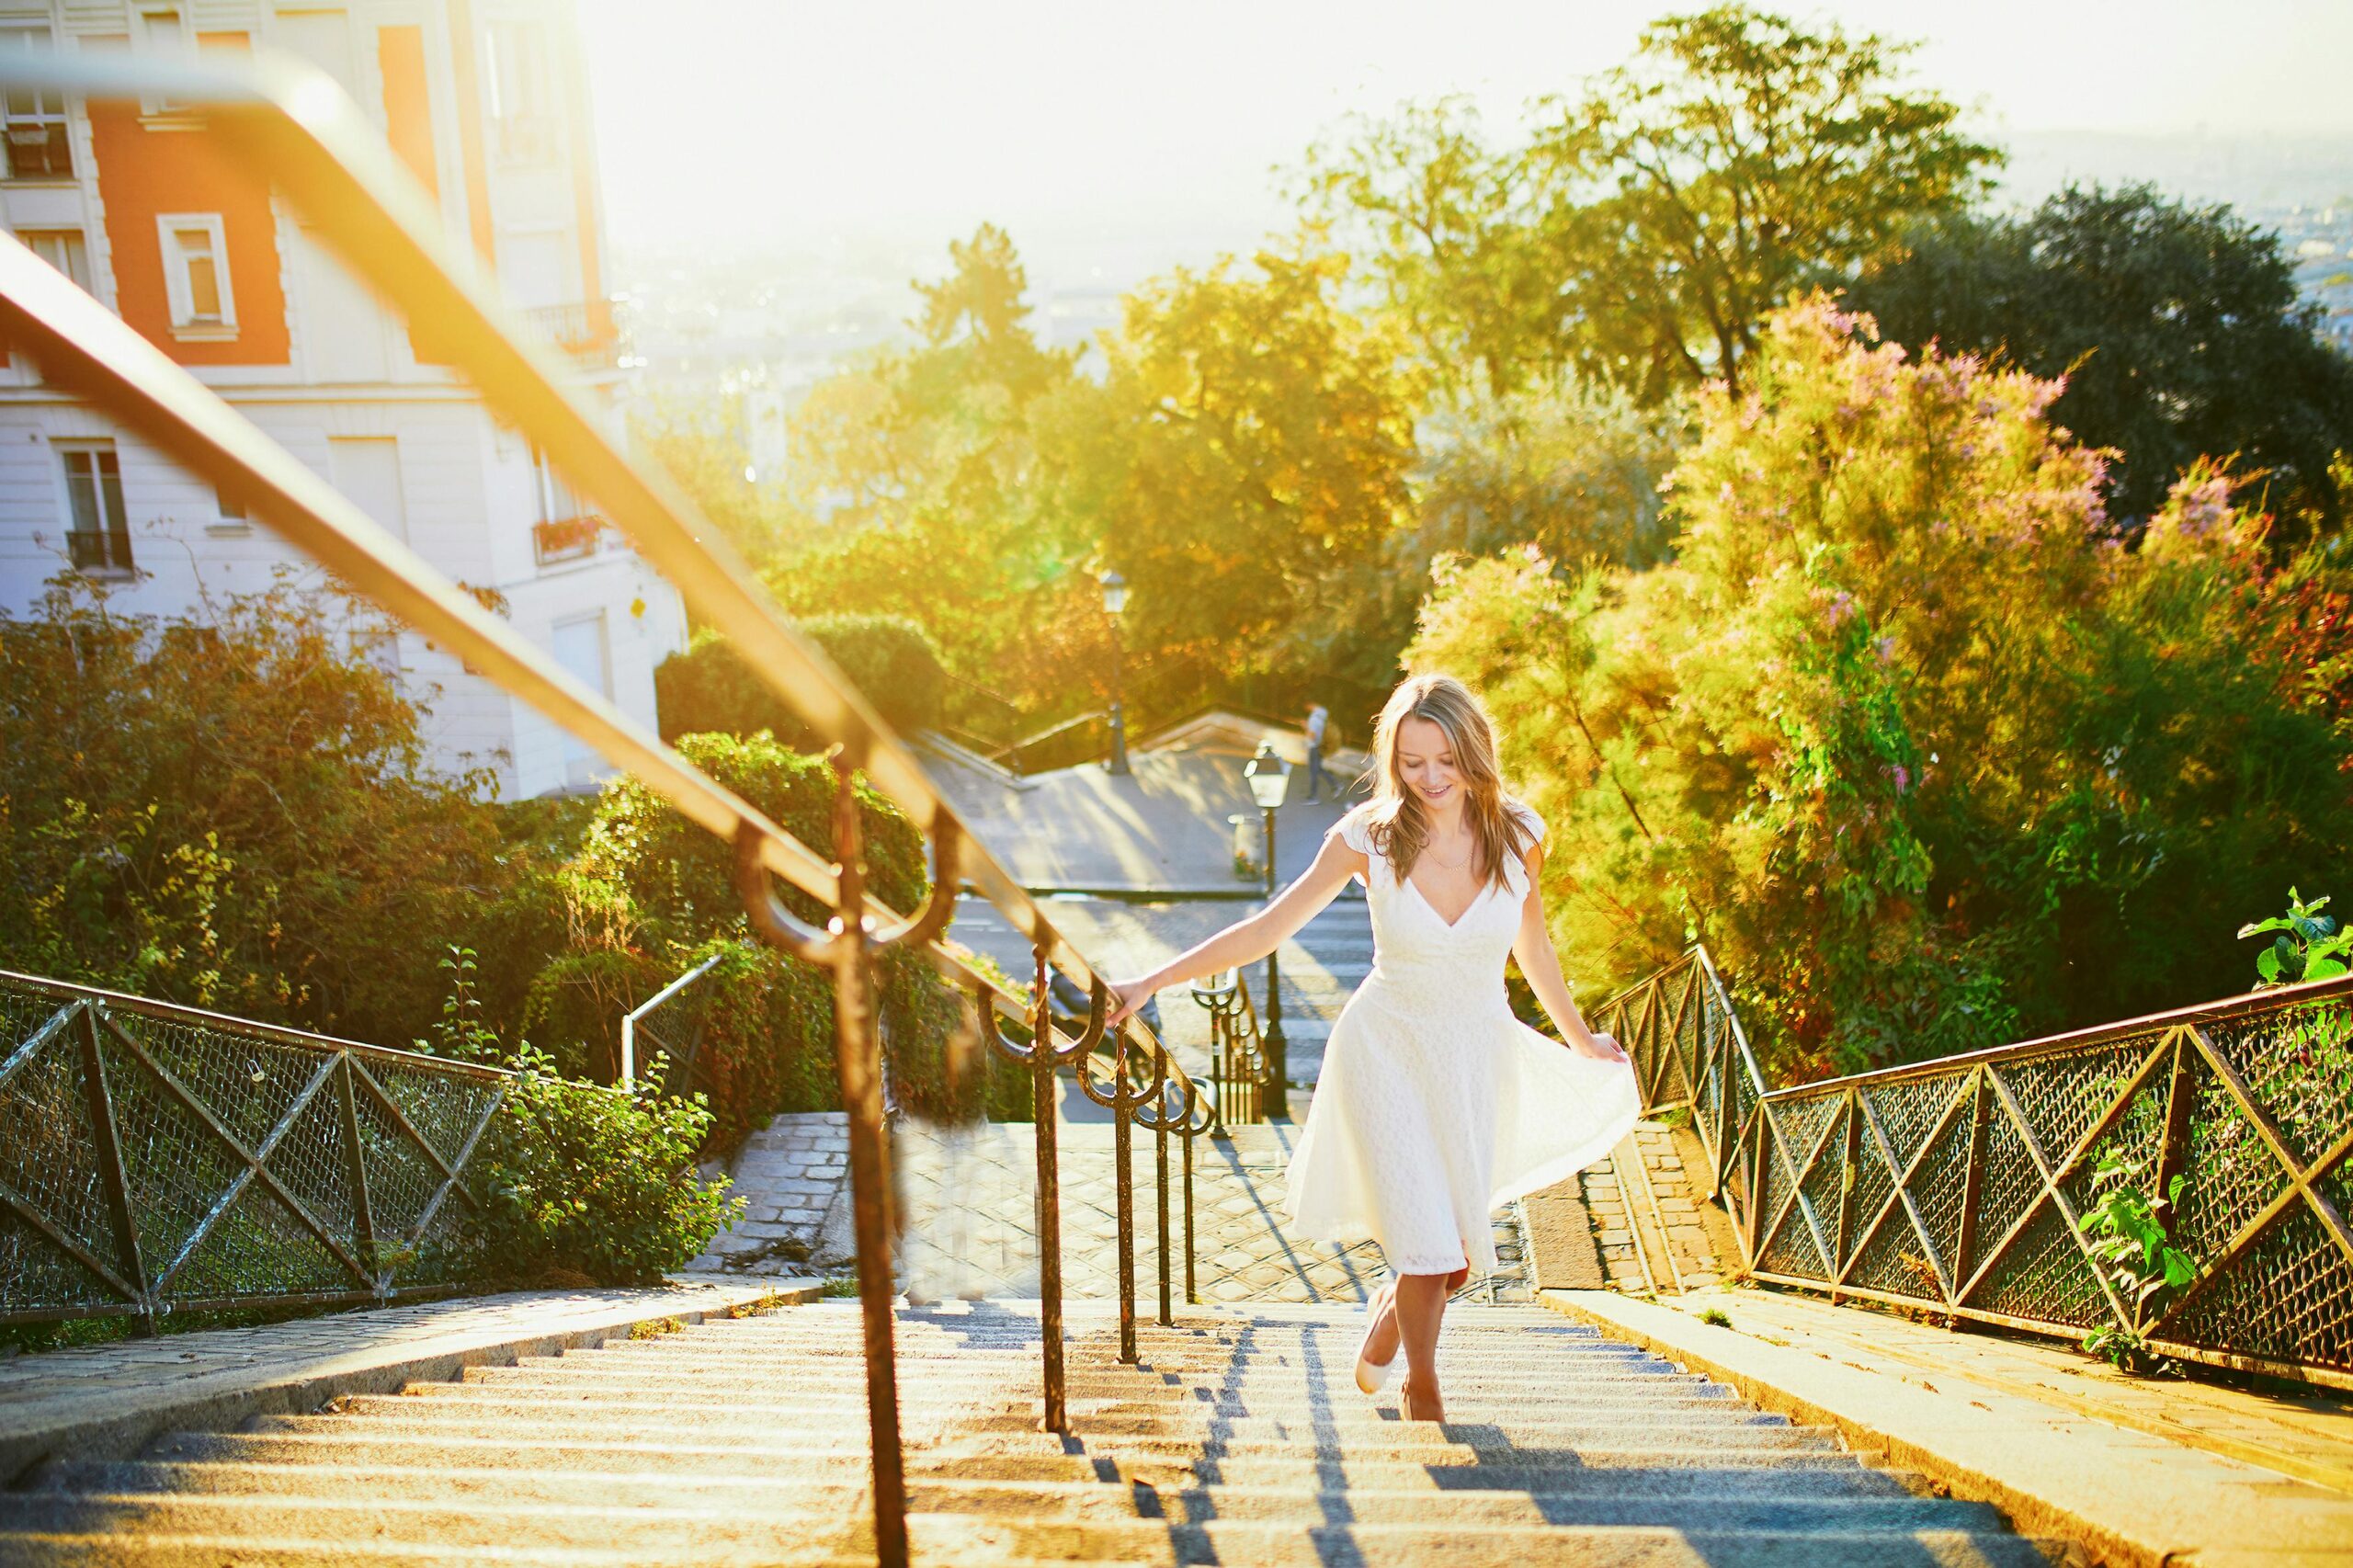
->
[468, 1045, 741, 1286]
[1412, 296, 2353, 1077]
[0, 576, 524, 1042]
[2079, 1152, 2194, 1373]
[525, 731, 1015, 1147]
[2241, 889, 2351, 988]
[654, 614, 946, 746]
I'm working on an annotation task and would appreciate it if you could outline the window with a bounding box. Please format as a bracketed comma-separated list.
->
[157, 213, 234, 334]
[136, 8, 197, 117]
[17, 228, 89, 291]
[1, 27, 71, 178]
[484, 19, 557, 161]
[207, 483, 249, 536]
[59, 443, 132, 573]
[530, 447, 596, 564]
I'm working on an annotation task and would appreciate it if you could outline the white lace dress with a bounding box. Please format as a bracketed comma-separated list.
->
[1282, 801, 1642, 1277]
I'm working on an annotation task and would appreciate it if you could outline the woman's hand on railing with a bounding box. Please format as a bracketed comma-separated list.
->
[1573, 1029, 1630, 1064]
[1106, 976, 1160, 1028]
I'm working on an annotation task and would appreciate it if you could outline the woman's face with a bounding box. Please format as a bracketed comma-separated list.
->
[1393, 715, 1465, 811]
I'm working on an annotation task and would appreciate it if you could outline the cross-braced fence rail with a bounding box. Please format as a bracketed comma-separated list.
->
[1592, 948, 2353, 1390]
[0, 971, 505, 1331]
[0, 45, 1216, 1567]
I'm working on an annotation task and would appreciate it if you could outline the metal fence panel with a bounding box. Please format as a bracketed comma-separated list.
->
[0, 971, 505, 1327]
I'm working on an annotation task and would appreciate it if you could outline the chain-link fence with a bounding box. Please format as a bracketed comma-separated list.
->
[1592, 951, 2353, 1388]
[0, 970, 506, 1329]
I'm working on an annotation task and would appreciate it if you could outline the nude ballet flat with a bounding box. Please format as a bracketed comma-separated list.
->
[1355, 1279, 1400, 1395]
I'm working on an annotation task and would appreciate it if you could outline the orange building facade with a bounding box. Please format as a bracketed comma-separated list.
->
[0, 0, 682, 799]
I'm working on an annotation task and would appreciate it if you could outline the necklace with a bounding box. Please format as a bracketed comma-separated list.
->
[1422, 840, 1475, 870]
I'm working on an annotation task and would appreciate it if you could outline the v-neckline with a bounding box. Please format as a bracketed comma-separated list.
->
[1404, 868, 1490, 931]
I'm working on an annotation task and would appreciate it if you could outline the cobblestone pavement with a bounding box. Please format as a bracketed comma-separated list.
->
[1585, 1119, 1733, 1292]
[698, 1112, 1535, 1307]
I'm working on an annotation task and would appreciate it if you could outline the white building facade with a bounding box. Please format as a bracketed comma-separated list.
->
[0, 0, 685, 797]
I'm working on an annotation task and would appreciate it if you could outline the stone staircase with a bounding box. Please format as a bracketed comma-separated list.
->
[0, 1300, 2056, 1565]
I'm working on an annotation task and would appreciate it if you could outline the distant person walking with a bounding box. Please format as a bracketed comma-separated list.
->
[1302, 702, 1332, 803]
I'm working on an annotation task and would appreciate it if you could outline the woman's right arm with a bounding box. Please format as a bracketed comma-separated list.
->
[1105, 828, 1366, 1027]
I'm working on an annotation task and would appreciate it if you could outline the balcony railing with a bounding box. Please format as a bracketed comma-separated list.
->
[4, 118, 69, 178]
[530, 512, 600, 566]
[522, 298, 619, 367]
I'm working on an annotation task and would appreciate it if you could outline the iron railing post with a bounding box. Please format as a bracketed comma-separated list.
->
[823, 752, 908, 1568]
[76, 1003, 150, 1335]
[1831, 1093, 1860, 1301]
[335, 1054, 381, 1293]
[1183, 1117, 1198, 1304]
[1954, 1067, 1989, 1306]
[1155, 1065, 1173, 1326]
[1114, 1068, 1137, 1361]
[1029, 943, 1068, 1434]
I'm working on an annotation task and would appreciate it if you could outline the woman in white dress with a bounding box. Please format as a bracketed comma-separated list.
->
[1108, 674, 1639, 1422]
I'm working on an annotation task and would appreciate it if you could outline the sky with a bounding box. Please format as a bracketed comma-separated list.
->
[577, 0, 2353, 278]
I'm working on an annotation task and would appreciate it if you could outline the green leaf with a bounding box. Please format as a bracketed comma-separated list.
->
[2257, 948, 2283, 983]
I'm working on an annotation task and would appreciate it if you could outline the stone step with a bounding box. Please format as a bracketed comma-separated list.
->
[430, 1371, 1755, 1412]
[143, 1432, 1922, 1496]
[466, 1363, 1740, 1403]
[44, 1461, 2009, 1535]
[278, 1400, 1845, 1454]
[0, 1504, 2062, 1568]
[242, 1412, 1867, 1471]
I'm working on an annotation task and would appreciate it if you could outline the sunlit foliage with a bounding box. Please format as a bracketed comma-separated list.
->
[1414, 297, 2353, 1078]
[1302, 5, 1996, 402]
[1853, 184, 2353, 533]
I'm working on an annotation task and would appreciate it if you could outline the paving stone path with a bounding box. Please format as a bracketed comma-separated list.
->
[696, 1113, 1535, 1306]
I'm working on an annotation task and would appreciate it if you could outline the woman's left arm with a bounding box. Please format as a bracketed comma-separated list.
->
[1510, 845, 1629, 1063]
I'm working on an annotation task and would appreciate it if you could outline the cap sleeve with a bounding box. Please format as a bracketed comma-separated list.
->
[1325, 804, 1374, 855]
[1506, 800, 1547, 846]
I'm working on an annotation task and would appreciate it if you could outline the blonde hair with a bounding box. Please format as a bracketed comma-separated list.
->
[1360, 673, 1534, 892]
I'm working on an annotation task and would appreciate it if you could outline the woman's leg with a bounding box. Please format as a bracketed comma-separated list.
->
[1394, 1271, 1451, 1422]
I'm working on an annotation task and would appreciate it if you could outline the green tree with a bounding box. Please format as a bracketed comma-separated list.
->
[1050, 246, 1424, 710]
[1851, 183, 2353, 530]
[1412, 296, 2353, 1077]
[0, 575, 519, 1039]
[769, 225, 1086, 686]
[1304, 5, 1996, 403]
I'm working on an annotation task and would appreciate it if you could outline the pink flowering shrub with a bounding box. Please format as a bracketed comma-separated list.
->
[1414, 295, 2353, 1078]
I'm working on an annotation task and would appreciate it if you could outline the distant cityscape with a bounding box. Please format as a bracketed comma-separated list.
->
[612, 130, 2353, 498]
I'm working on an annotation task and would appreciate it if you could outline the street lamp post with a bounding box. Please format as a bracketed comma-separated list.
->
[1101, 571, 1130, 776]
[1244, 741, 1290, 1119]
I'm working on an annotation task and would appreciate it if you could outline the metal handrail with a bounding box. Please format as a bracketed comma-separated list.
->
[1590, 945, 2353, 1390]
[0, 48, 1213, 1567]
[619, 953, 724, 1088]
[1191, 968, 1271, 1131]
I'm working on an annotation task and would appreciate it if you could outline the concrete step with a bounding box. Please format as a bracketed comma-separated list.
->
[6, 1299, 2041, 1565]
[40, 1462, 2013, 1534]
[0, 1506, 2063, 1568]
[239, 1412, 1870, 1471]
[129, 1435, 1929, 1497]
[401, 1380, 1778, 1423]
[277, 1400, 1846, 1454]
